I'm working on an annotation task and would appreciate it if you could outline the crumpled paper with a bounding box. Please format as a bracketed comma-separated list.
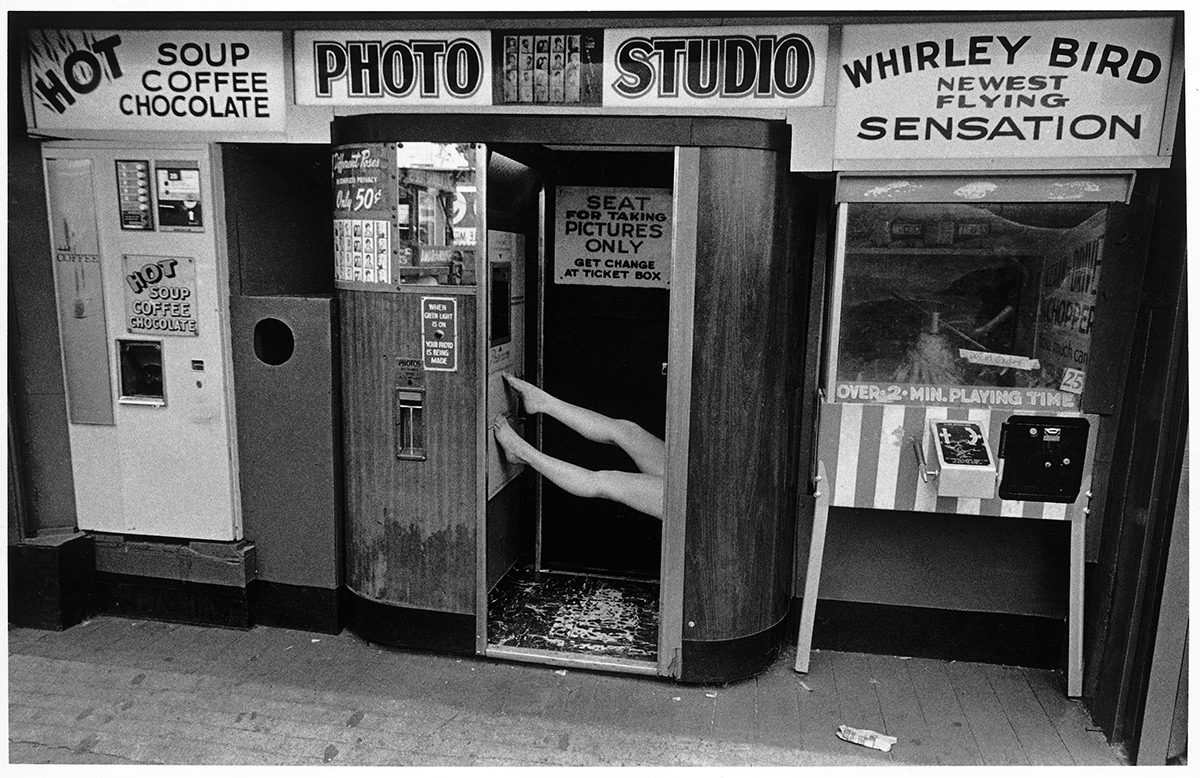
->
[836, 725, 898, 752]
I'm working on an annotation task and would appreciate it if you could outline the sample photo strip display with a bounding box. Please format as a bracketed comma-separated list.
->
[496, 30, 601, 106]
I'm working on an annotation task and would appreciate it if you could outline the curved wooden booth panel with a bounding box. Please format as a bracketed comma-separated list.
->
[678, 145, 804, 682]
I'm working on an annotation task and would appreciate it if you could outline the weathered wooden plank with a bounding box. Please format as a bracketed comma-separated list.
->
[946, 659, 1028, 765]
[828, 650, 892, 763]
[795, 650, 855, 757]
[905, 657, 984, 765]
[751, 665, 803, 749]
[868, 654, 937, 765]
[985, 664, 1074, 764]
[1023, 667, 1123, 765]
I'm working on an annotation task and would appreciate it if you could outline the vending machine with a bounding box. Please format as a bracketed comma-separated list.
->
[41, 143, 241, 541]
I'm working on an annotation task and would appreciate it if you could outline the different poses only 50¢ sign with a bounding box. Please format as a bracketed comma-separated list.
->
[554, 186, 672, 289]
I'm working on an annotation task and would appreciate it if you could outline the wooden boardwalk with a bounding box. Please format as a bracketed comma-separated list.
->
[9, 617, 1122, 766]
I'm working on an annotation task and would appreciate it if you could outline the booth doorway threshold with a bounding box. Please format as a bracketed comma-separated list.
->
[486, 567, 659, 676]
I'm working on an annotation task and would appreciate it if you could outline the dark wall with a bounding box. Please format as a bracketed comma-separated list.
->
[222, 144, 333, 297]
[818, 510, 1071, 615]
[8, 139, 77, 538]
[1086, 112, 1188, 750]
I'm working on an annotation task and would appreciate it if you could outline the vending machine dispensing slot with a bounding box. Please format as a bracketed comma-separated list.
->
[394, 388, 426, 461]
[117, 339, 165, 405]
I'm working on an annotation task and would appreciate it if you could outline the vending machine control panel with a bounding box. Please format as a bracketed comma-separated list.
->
[998, 415, 1090, 503]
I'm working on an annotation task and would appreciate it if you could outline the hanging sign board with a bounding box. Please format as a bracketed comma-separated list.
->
[293, 25, 828, 110]
[554, 186, 673, 289]
[603, 25, 828, 108]
[294, 30, 492, 106]
[835, 17, 1177, 162]
[27, 30, 285, 133]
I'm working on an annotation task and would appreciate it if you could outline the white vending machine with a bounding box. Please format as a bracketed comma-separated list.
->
[42, 143, 241, 540]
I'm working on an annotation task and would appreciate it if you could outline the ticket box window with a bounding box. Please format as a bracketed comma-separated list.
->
[833, 201, 1107, 398]
[117, 339, 165, 404]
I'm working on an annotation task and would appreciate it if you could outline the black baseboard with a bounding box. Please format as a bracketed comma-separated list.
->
[800, 598, 1064, 669]
[93, 572, 251, 629]
[8, 535, 94, 630]
[680, 614, 792, 684]
[250, 580, 341, 634]
[345, 590, 475, 656]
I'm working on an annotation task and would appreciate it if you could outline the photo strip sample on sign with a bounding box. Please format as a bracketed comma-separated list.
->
[492, 29, 603, 106]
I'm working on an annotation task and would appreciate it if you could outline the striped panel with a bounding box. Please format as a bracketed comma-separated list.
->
[816, 401, 1091, 520]
[872, 404, 907, 510]
[834, 403, 862, 506]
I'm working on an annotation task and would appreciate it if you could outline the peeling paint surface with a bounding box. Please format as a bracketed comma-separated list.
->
[488, 568, 658, 661]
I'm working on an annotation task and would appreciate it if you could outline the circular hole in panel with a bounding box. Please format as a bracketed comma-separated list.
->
[254, 317, 295, 366]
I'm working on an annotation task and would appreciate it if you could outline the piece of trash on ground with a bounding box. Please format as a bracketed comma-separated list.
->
[554, 669, 568, 676]
[798, 681, 812, 692]
[705, 693, 717, 698]
[836, 725, 897, 753]
[311, 638, 321, 643]
[672, 696, 681, 702]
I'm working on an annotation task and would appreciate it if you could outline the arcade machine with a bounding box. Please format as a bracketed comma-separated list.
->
[795, 173, 1129, 697]
[334, 114, 808, 682]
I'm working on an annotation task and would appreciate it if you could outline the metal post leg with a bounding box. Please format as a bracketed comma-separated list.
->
[1067, 491, 1089, 698]
[796, 461, 830, 674]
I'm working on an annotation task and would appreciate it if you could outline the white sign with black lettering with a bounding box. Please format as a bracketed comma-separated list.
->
[835, 17, 1176, 161]
[27, 29, 285, 132]
[554, 186, 672, 288]
[294, 30, 492, 105]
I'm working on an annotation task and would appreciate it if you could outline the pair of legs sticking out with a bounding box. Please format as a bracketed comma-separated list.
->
[493, 373, 665, 520]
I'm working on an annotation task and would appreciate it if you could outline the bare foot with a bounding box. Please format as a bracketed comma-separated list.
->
[501, 372, 550, 415]
[493, 415, 530, 465]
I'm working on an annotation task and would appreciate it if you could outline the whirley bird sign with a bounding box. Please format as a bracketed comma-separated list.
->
[555, 186, 672, 289]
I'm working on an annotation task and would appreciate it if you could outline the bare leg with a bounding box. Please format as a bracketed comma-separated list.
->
[494, 417, 664, 519]
[502, 373, 665, 477]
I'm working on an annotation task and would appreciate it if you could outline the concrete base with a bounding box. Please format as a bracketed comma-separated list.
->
[8, 532, 93, 630]
[89, 535, 257, 628]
